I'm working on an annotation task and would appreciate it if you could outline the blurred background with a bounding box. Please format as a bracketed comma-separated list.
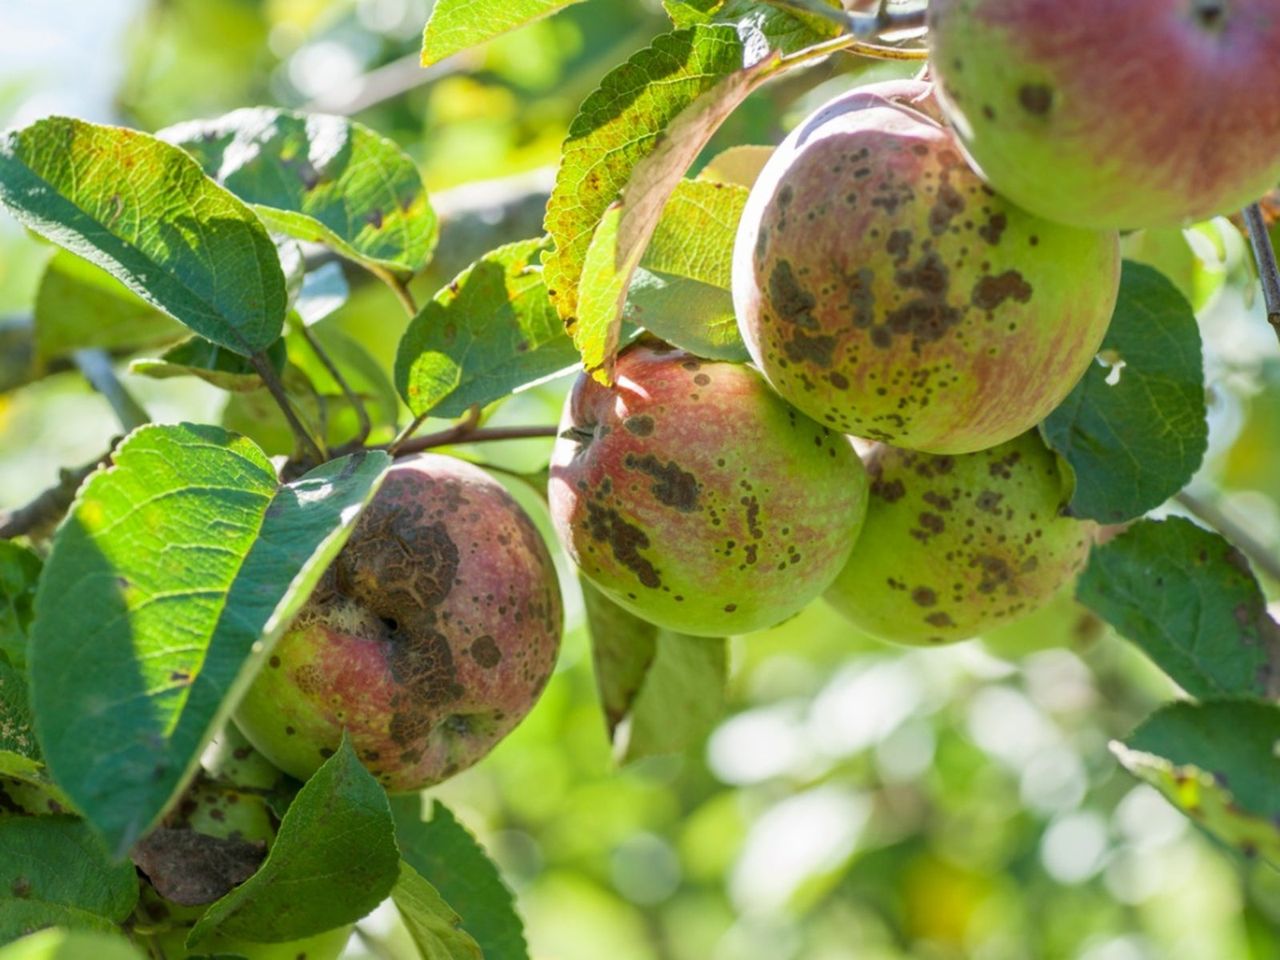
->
[2, 1, 1280, 958]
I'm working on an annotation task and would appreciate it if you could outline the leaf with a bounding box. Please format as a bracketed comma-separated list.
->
[0, 543, 40, 670]
[129, 335, 288, 392]
[29, 424, 389, 855]
[696, 143, 773, 188]
[162, 108, 437, 278]
[580, 579, 727, 763]
[665, 0, 843, 54]
[0, 817, 138, 945]
[188, 738, 399, 945]
[392, 798, 528, 960]
[0, 117, 286, 356]
[624, 269, 748, 361]
[1041, 261, 1207, 523]
[543, 25, 779, 380]
[391, 862, 484, 960]
[421, 0, 588, 66]
[0, 663, 37, 762]
[1077, 517, 1280, 699]
[1113, 699, 1280, 866]
[395, 238, 579, 418]
[33, 253, 184, 364]
[289, 324, 401, 439]
[0, 929, 146, 960]
[645, 179, 747, 289]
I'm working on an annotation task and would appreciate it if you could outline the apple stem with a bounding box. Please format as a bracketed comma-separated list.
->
[1242, 203, 1280, 344]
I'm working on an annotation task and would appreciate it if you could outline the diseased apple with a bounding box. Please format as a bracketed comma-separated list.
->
[234, 455, 563, 792]
[732, 78, 1119, 455]
[549, 342, 869, 636]
[928, 0, 1280, 229]
[825, 431, 1094, 645]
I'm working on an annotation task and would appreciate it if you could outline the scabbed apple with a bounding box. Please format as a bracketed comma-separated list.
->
[928, 0, 1280, 229]
[825, 431, 1094, 645]
[732, 79, 1119, 455]
[549, 342, 869, 636]
[235, 455, 563, 792]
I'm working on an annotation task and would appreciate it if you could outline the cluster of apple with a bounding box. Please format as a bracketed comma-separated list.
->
[224, 0, 1280, 798]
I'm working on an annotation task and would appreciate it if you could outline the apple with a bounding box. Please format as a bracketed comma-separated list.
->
[549, 341, 869, 636]
[825, 430, 1094, 644]
[732, 79, 1119, 454]
[234, 455, 563, 792]
[928, 0, 1280, 229]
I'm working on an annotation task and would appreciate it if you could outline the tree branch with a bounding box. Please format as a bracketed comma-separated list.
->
[1242, 202, 1280, 345]
[386, 420, 559, 459]
[73, 348, 150, 432]
[249, 352, 326, 464]
[1175, 490, 1280, 585]
[0, 447, 116, 540]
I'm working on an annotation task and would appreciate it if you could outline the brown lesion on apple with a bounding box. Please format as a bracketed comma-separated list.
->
[623, 453, 700, 511]
[468, 635, 502, 668]
[971, 271, 1032, 311]
[583, 500, 661, 589]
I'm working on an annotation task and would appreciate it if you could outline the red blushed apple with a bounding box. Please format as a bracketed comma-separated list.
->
[928, 0, 1280, 229]
[234, 455, 563, 792]
[549, 342, 869, 636]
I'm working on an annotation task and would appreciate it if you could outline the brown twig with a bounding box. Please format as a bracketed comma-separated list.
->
[1175, 490, 1280, 585]
[1242, 202, 1280, 345]
[249, 351, 326, 464]
[0, 447, 116, 540]
[387, 421, 559, 459]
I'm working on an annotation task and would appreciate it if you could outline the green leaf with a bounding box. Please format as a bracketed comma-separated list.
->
[1077, 517, 1280, 699]
[421, 0, 587, 66]
[162, 108, 437, 278]
[581, 579, 727, 763]
[0, 817, 138, 945]
[665, 0, 843, 54]
[33, 253, 184, 364]
[29, 424, 389, 855]
[391, 862, 484, 960]
[543, 25, 777, 380]
[624, 269, 748, 361]
[189, 738, 399, 945]
[696, 143, 773, 188]
[395, 237, 578, 418]
[0, 117, 286, 356]
[0, 543, 40, 670]
[392, 798, 528, 960]
[1041, 261, 1207, 523]
[0, 928, 146, 960]
[0, 663, 37, 762]
[1113, 699, 1280, 867]
[129, 335, 287, 392]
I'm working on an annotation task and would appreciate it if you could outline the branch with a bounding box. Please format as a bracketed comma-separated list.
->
[73, 348, 150, 431]
[0, 447, 116, 540]
[386, 419, 559, 459]
[249, 352, 326, 464]
[1242, 202, 1280, 344]
[1175, 490, 1280, 585]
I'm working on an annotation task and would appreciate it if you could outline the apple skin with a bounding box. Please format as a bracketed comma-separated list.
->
[825, 431, 1094, 645]
[732, 79, 1119, 455]
[549, 342, 869, 636]
[928, 0, 1280, 229]
[235, 455, 563, 792]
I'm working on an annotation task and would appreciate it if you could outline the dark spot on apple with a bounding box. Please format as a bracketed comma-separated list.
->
[912, 587, 937, 607]
[584, 502, 661, 588]
[624, 453, 700, 511]
[469, 635, 502, 668]
[1018, 83, 1054, 116]
[624, 415, 654, 436]
[972, 271, 1032, 311]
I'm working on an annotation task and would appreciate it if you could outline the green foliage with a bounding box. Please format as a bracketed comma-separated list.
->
[0, 817, 137, 944]
[162, 108, 438, 279]
[544, 25, 773, 378]
[395, 237, 578, 418]
[0, 118, 286, 355]
[1078, 517, 1280, 699]
[665, 0, 843, 54]
[29, 425, 388, 853]
[391, 862, 484, 960]
[1041, 262, 1208, 522]
[0, 543, 40, 670]
[393, 798, 528, 960]
[582, 580, 728, 763]
[421, 0, 589, 66]
[129, 335, 288, 392]
[188, 738, 399, 945]
[1115, 699, 1280, 867]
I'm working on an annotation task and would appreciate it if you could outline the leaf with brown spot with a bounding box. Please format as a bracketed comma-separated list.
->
[1079, 517, 1280, 699]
